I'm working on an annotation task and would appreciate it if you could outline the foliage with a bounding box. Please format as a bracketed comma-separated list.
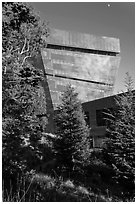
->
[3, 172, 118, 202]
[54, 85, 91, 172]
[103, 73, 135, 196]
[2, 2, 48, 177]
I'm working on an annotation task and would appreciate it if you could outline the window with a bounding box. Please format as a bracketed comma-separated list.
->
[85, 111, 90, 126]
[47, 43, 118, 56]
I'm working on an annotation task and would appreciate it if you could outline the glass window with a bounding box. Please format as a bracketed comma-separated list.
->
[85, 111, 90, 126]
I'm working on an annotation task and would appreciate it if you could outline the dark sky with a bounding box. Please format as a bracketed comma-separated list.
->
[31, 2, 135, 94]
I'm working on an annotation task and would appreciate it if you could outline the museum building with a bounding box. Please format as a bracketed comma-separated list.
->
[35, 28, 121, 147]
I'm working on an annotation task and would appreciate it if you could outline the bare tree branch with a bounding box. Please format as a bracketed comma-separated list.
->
[20, 37, 27, 55]
[21, 39, 30, 55]
[21, 55, 31, 66]
[20, 35, 30, 55]
[11, 47, 20, 54]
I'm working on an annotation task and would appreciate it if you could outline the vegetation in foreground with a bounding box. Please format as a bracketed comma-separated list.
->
[2, 2, 135, 202]
[102, 73, 135, 197]
[3, 80, 135, 202]
[2, 171, 128, 202]
[54, 84, 91, 173]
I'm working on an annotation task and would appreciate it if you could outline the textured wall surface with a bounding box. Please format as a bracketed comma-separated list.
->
[82, 93, 118, 147]
[47, 28, 120, 53]
[41, 28, 120, 108]
[42, 49, 120, 107]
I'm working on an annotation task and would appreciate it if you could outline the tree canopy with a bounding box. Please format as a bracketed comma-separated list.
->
[103, 73, 135, 197]
[2, 2, 48, 176]
[54, 85, 91, 172]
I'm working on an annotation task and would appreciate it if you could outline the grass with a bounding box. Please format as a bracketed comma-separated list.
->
[2, 156, 134, 202]
[3, 171, 128, 202]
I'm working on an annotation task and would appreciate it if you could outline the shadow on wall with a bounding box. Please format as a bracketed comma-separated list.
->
[31, 54, 55, 133]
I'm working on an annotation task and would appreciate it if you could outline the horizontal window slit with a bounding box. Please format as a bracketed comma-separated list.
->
[45, 72, 113, 86]
[47, 44, 119, 56]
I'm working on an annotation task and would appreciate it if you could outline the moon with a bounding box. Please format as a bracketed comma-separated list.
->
[107, 4, 111, 7]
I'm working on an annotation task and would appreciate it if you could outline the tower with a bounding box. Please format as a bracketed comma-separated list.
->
[41, 28, 120, 109]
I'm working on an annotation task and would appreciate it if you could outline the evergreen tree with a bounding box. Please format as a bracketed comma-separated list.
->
[54, 85, 91, 172]
[103, 73, 135, 196]
[2, 2, 48, 176]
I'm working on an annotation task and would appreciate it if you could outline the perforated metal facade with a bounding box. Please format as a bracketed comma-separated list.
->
[41, 28, 120, 108]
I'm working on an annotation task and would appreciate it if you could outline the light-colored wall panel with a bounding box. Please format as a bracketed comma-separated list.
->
[46, 28, 120, 52]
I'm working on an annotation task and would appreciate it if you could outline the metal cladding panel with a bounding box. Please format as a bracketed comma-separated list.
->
[47, 77, 113, 106]
[41, 48, 120, 107]
[42, 49, 120, 84]
[46, 28, 120, 53]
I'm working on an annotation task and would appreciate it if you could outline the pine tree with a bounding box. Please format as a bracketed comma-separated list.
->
[103, 73, 135, 196]
[54, 85, 91, 172]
